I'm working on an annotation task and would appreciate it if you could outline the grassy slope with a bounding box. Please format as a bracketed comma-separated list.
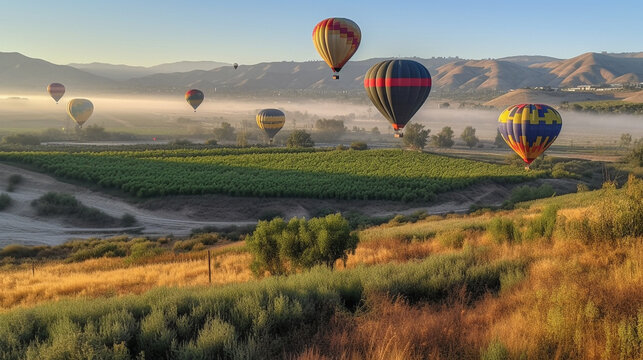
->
[0, 180, 641, 359]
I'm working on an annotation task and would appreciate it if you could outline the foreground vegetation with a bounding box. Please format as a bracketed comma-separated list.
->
[0, 148, 542, 201]
[0, 175, 641, 359]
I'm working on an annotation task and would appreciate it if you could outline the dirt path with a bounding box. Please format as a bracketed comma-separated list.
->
[0, 163, 255, 247]
[0, 162, 580, 247]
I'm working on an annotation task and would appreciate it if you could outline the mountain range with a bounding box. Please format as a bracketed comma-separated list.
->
[1, 51, 642, 94]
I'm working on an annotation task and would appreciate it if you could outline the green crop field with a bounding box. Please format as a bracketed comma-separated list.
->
[0, 148, 543, 201]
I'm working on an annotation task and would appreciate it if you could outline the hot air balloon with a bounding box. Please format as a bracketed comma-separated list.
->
[47, 83, 65, 104]
[312, 18, 361, 80]
[364, 60, 432, 137]
[185, 89, 204, 112]
[256, 109, 285, 144]
[233, 63, 239, 70]
[67, 98, 93, 128]
[497, 104, 562, 166]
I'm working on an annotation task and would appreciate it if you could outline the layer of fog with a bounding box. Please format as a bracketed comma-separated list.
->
[1, 93, 641, 144]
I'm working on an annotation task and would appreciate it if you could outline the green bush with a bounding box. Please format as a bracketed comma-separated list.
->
[481, 339, 510, 360]
[562, 175, 643, 244]
[488, 218, 521, 244]
[31, 192, 117, 226]
[0, 192, 11, 211]
[1, 133, 41, 146]
[246, 214, 358, 276]
[0, 244, 38, 259]
[6, 174, 23, 192]
[505, 184, 555, 208]
[525, 205, 558, 241]
[349, 141, 368, 150]
[120, 213, 138, 227]
[436, 230, 465, 249]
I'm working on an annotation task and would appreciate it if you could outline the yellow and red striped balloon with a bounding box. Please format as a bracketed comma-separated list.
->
[312, 18, 361, 79]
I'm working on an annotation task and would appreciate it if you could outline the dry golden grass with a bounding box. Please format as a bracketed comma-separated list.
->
[0, 248, 252, 310]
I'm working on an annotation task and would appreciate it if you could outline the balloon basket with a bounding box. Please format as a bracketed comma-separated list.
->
[394, 133, 403, 138]
[332, 74, 339, 80]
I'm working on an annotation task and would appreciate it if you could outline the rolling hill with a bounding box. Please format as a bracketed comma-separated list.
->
[68, 61, 231, 81]
[0, 52, 115, 92]
[483, 88, 617, 108]
[2, 51, 642, 94]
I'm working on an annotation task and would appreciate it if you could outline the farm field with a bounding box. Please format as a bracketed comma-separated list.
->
[0, 176, 641, 359]
[0, 148, 543, 201]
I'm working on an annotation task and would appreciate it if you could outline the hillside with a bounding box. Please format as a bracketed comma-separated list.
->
[484, 88, 616, 108]
[2, 51, 643, 94]
[0, 52, 114, 91]
[68, 61, 231, 81]
[0, 176, 640, 359]
[623, 90, 643, 103]
[531, 52, 643, 87]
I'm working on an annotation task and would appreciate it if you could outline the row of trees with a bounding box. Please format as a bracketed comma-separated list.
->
[402, 124, 481, 150]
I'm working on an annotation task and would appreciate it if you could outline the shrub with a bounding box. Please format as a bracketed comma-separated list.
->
[488, 218, 521, 244]
[31, 192, 117, 226]
[350, 141, 368, 150]
[505, 184, 555, 208]
[205, 138, 218, 146]
[525, 205, 558, 241]
[120, 213, 138, 227]
[7, 174, 23, 192]
[0, 192, 11, 211]
[286, 130, 314, 148]
[481, 339, 510, 360]
[246, 214, 358, 276]
[1, 133, 41, 145]
[0, 244, 38, 259]
[436, 230, 465, 249]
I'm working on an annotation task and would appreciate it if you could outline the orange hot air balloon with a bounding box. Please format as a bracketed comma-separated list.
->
[312, 18, 361, 79]
[47, 83, 65, 103]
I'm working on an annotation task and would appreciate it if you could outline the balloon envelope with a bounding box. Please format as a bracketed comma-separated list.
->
[364, 60, 432, 134]
[233, 63, 239, 69]
[47, 83, 65, 103]
[312, 18, 361, 76]
[256, 109, 285, 142]
[185, 89, 204, 111]
[497, 104, 562, 164]
[67, 98, 93, 127]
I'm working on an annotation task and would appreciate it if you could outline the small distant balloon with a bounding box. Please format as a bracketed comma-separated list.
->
[312, 18, 361, 79]
[47, 83, 65, 104]
[67, 98, 93, 128]
[256, 109, 285, 144]
[497, 104, 562, 166]
[185, 89, 204, 112]
[233, 63, 239, 70]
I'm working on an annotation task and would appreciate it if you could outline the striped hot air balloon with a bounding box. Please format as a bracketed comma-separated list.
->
[47, 83, 65, 104]
[185, 89, 204, 112]
[312, 18, 361, 79]
[67, 98, 93, 128]
[364, 60, 432, 137]
[497, 104, 562, 166]
[256, 109, 285, 144]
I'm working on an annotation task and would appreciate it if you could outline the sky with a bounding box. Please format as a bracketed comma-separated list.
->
[1, 0, 642, 67]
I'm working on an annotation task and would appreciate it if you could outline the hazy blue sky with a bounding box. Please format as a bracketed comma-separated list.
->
[1, 0, 641, 66]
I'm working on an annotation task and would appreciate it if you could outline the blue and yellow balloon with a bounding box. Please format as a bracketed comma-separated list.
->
[67, 98, 94, 128]
[497, 104, 562, 166]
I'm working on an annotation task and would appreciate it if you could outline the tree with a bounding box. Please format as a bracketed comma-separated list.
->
[246, 214, 358, 276]
[620, 133, 632, 148]
[314, 119, 346, 141]
[236, 132, 248, 147]
[1, 133, 41, 146]
[460, 126, 480, 148]
[494, 129, 506, 148]
[440, 102, 450, 109]
[82, 125, 109, 141]
[371, 127, 380, 135]
[212, 122, 236, 142]
[350, 141, 368, 150]
[287, 130, 314, 148]
[431, 126, 454, 148]
[402, 123, 430, 150]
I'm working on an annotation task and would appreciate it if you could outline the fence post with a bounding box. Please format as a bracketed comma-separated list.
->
[207, 250, 212, 284]
[32, 260, 35, 277]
